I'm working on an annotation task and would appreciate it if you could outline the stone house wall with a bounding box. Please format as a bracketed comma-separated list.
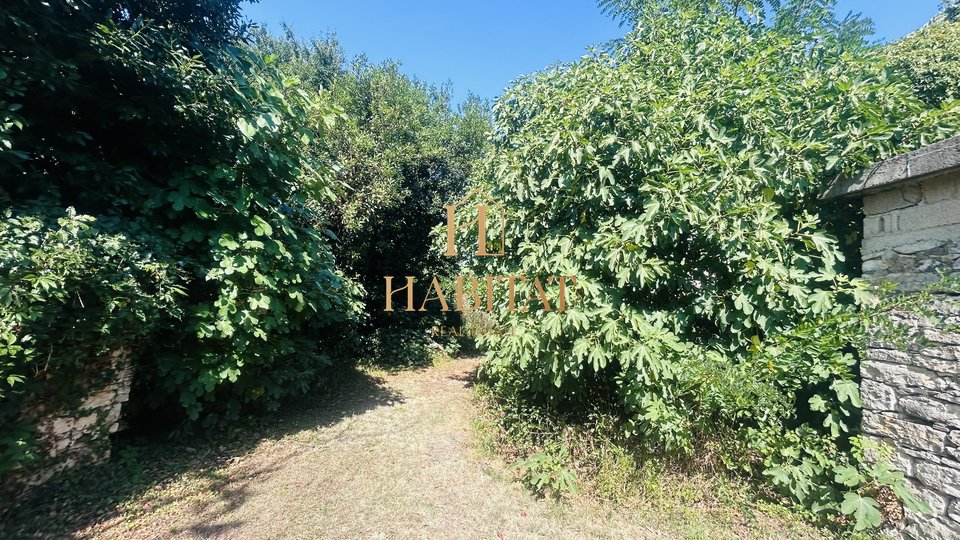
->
[827, 137, 960, 540]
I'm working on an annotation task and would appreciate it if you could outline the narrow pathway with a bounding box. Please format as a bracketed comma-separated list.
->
[73, 359, 817, 539]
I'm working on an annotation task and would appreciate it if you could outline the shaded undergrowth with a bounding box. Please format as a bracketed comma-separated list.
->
[471, 379, 833, 539]
[0, 365, 401, 538]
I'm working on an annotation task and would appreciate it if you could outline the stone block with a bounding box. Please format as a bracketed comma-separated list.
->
[903, 446, 944, 466]
[862, 360, 947, 391]
[924, 176, 959, 204]
[949, 500, 960, 524]
[862, 223, 960, 265]
[861, 379, 898, 410]
[863, 258, 888, 273]
[51, 417, 74, 436]
[949, 431, 960, 447]
[900, 396, 960, 429]
[862, 411, 947, 453]
[73, 413, 99, 432]
[921, 344, 960, 361]
[908, 479, 950, 516]
[903, 516, 959, 540]
[81, 388, 116, 410]
[895, 197, 960, 232]
[894, 239, 948, 255]
[868, 347, 960, 376]
[915, 461, 960, 498]
[864, 184, 923, 215]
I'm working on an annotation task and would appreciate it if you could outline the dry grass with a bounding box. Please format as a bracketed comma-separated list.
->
[2, 357, 827, 539]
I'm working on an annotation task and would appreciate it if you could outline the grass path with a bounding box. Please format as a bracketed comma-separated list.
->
[5, 358, 823, 539]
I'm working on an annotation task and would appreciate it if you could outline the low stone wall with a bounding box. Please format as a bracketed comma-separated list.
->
[861, 304, 960, 540]
[7, 348, 133, 488]
[836, 139, 960, 539]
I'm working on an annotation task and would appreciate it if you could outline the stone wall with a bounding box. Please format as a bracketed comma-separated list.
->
[861, 172, 960, 291]
[6, 348, 134, 489]
[857, 169, 960, 540]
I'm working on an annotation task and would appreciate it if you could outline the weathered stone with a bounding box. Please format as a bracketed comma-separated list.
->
[915, 461, 960, 498]
[949, 500, 960, 525]
[896, 197, 960, 232]
[908, 479, 950, 516]
[861, 379, 898, 411]
[920, 345, 960, 359]
[863, 411, 947, 453]
[895, 239, 949, 255]
[81, 388, 116, 410]
[50, 417, 73, 435]
[72, 413, 99, 432]
[5, 348, 134, 491]
[903, 516, 959, 540]
[900, 397, 960, 429]
[925, 175, 960, 204]
[862, 360, 947, 390]
[903, 445, 943, 466]
[949, 431, 960, 447]
[870, 347, 960, 375]
[864, 184, 924, 214]
[832, 141, 960, 540]
[822, 136, 960, 200]
[863, 258, 888, 273]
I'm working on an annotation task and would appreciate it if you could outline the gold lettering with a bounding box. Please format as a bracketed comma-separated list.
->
[528, 277, 553, 312]
[384, 276, 416, 312]
[497, 276, 522, 312]
[418, 277, 450, 312]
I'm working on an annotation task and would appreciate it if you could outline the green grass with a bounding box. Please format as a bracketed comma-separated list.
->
[471, 380, 831, 540]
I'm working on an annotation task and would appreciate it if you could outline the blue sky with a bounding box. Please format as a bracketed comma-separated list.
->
[243, 1, 944, 105]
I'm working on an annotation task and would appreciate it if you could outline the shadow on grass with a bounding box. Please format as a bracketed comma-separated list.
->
[0, 366, 404, 538]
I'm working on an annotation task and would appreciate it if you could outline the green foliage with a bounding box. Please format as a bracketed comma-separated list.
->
[252, 26, 345, 93]
[884, 4, 960, 106]
[599, 0, 875, 48]
[514, 443, 579, 497]
[474, 0, 960, 531]
[255, 30, 491, 347]
[0, 207, 183, 475]
[0, 0, 362, 473]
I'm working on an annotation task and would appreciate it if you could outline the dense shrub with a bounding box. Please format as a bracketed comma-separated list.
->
[0, 0, 362, 474]
[255, 31, 490, 348]
[472, 0, 960, 530]
[885, 2, 960, 107]
[0, 208, 183, 476]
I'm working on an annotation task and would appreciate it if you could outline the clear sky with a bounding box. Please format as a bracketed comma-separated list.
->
[243, 1, 944, 105]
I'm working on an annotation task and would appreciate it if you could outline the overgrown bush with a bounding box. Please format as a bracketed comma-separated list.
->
[885, 1, 960, 107]
[471, 0, 960, 531]
[0, 0, 362, 473]
[255, 30, 490, 340]
[0, 208, 184, 476]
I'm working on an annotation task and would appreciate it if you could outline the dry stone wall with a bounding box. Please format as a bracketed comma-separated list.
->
[6, 348, 133, 489]
[856, 166, 960, 540]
